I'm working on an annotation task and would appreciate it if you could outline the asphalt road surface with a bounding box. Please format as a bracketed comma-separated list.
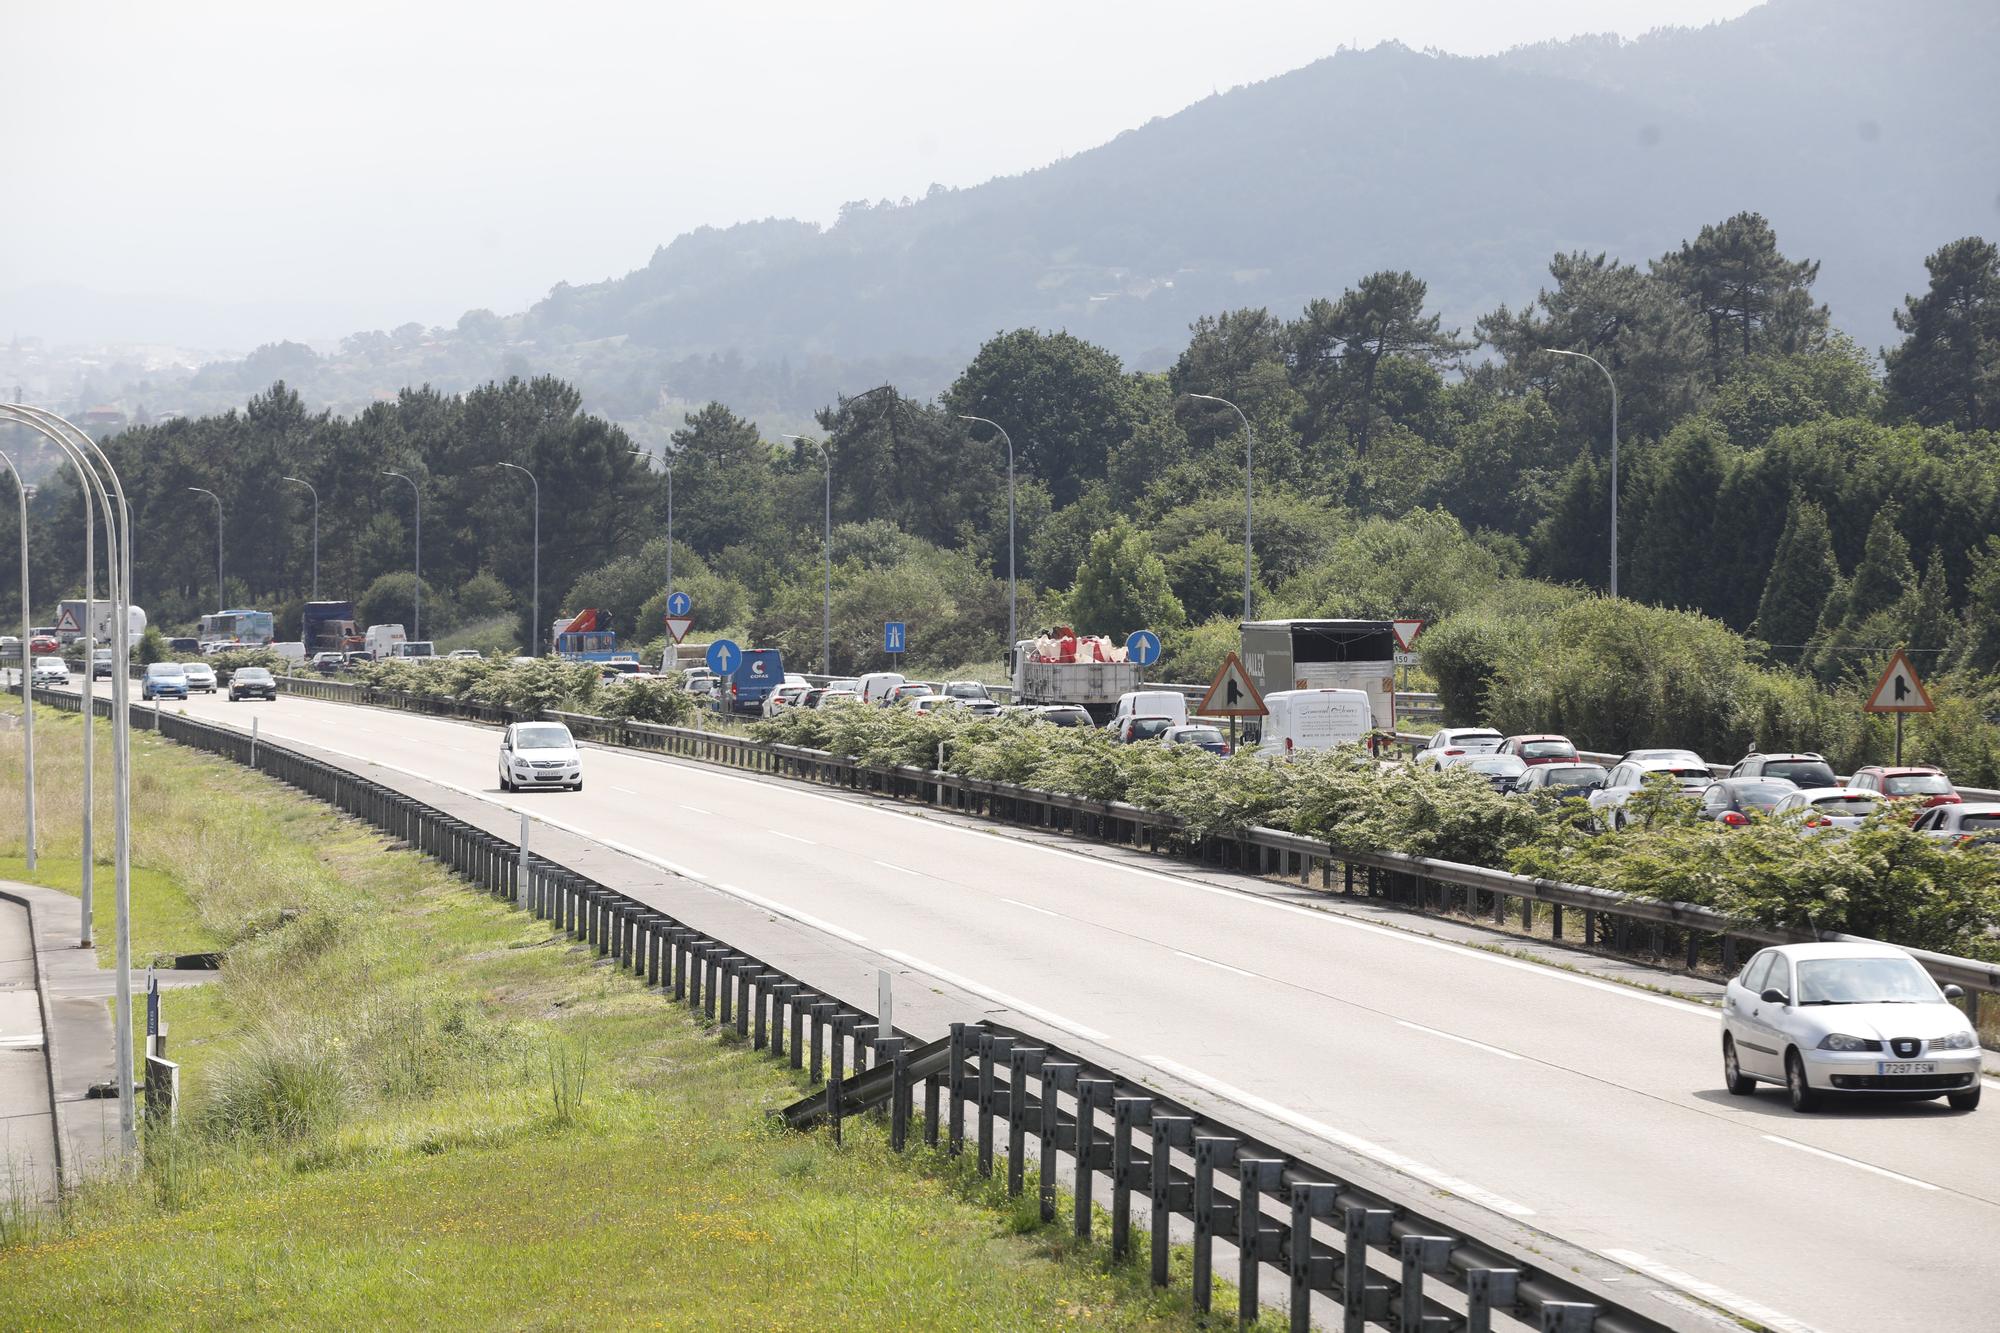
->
[84, 683, 2000, 1332]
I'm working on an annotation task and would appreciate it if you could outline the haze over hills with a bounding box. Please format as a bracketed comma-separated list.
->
[19, 0, 1998, 430]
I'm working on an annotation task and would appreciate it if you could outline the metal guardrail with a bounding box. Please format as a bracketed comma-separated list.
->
[36, 682, 1678, 1333]
[257, 676, 2000, 1027]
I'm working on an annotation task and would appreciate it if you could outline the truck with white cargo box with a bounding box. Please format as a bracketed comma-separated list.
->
[1238, 620, 1396, 740]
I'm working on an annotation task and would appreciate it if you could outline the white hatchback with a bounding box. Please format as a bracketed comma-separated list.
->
[1722, 943, 1982, 1112]
[499, 721, 582, 792]
[182, 662, 218, 693]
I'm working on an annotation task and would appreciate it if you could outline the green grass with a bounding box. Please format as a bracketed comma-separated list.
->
[0, 695, 1253, 1329]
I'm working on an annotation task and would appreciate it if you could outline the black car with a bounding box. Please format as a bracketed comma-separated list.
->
[229, 667, 277, 701]
[1696, 776, 1798, 826]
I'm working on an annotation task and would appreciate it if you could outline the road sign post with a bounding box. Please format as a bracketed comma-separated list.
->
[707, 638, 742, 716]
[1391, 619, 1424, 695]
[662, 592, 694, 669]
[1864, 648, 1934, 764]
[1198, 651, 1267, 751]
[1124, 629, 1161, 684]
[885, 620, 906, 669]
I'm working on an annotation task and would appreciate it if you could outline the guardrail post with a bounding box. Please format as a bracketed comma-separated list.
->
[1111, 1096, 1152, 1261]
[947, 1024, 967, 1155]
[753, 972, 779, 1049]
[1464, 1268, 1520, 1333]
[850, 1021, 877, 1072]
[886, 1039, 910, 1151]
[1397, 1235, 1455, 1333]
[1149, 1115, 1193, 1288]
[1064, 1077, 1103, 1238]
[1340, 1205, 1394, 1333]
[977, 1033, 1012, 1178]
[1288, 1182, 1341, 1333]
[827, 1013, 849, 1146]
[1007, 1046, 1046, 1198]
[1539, 1304, 1598, 1332]
[735, 963, 754, 1039]
[809, 1002, 833, 1084]
[1191, 1137, 1239, 1314]
[924, 1058, 942, 1149]
[1038, 1061, 1075, 1223]
[1237, 1158, 1285, 1325]
[770, 983, 798, 1060]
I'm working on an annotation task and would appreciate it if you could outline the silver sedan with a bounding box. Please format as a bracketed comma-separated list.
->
[1722, 943, 1982, 1112]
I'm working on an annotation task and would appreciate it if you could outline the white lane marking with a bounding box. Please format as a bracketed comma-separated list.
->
[679, 804, 714, 815]
[1144, 1054, 1535, 1217]
[1759, 1134, 1939, 1191]
[1173, 950, 1255, 978]
[767, 830, 817, 845]
[230, 694, 1716, 1021]
[1603, 1249, 1823, 1333]
[610, 785, 640, 795]
[1397, 1020, 1522, 1060]
[872, 860, 918, 876]
[1000, 896, 1060, 918]
[532, 720, 1719, 1018]
[702, 885, 866, 944]
[877, 947, 1107, 1042]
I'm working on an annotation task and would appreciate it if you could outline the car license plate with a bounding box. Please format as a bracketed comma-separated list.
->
[1879, 1061, 1937, 1075]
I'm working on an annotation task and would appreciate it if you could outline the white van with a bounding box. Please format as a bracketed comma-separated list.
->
[270, 641, 307, 665]
[1257, 688, 1374, 760]
[1106, 689, 1188, 730]
[364, 624, 407, 660]
[857, 671, 906, 706]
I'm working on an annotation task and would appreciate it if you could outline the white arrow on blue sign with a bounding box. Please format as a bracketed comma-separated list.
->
[706, 638, 742, 676]
[884, 621, 906, 653]
[1125, 629, 1161, 667]
[667, 590, 692, 618]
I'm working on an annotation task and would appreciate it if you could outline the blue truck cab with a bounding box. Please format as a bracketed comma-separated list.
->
[726, 649, 785, 714]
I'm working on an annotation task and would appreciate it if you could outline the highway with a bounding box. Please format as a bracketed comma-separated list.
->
[112, 685, 2000, 1332]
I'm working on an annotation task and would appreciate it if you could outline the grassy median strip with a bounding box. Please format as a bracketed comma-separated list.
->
[0, 698, 1239, 1329]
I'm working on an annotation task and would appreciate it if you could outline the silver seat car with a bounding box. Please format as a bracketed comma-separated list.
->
[1722, 943, 1981, 1112]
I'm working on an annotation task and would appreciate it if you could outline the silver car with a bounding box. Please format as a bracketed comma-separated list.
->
[1412, 727, 1504, 769]
[1773, 786, 1878, 832]
[498, 721, 582, 792]
[1722, 943, 1981, 1111]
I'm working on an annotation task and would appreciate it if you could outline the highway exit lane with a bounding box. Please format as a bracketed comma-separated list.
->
[131, 687, 2000, 1333]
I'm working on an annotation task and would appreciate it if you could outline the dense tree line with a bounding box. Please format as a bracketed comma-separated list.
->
[6, 217, 2000, 750]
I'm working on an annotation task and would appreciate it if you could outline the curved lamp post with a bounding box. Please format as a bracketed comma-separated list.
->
[187, 487, 223, 612]
[783, 434, 834, 674]
[379, 470, 421, 639]
[0, 449, 33, 869]
[1183, 392, 1256, 621]
[494, 462, 539, 657]
[956, 414, 1017, 657]
[281, 476, 318, 600]
[1544, 348, 1621, 598]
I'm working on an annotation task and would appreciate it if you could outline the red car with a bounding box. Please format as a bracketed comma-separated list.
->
[1496, 734, 1579, 766]
[1847, 765, 1961, 809]
[28, 634, 59, 655]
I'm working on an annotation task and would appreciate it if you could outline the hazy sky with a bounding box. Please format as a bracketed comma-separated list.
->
[2, 0, 1758, 347]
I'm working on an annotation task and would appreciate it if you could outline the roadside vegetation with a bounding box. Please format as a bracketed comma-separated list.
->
[753, 704, 2000, 958]
[346, 655, 699, 725]
[0, 695, 1251, 1329]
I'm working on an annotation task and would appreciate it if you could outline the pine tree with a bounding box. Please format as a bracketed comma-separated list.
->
[1754, 494, 1838, 662]
[1884, 236, 2000, 430]
[1527, 454, 1611, 591]
[1903, 546, 1955, 656]
[1625, 422, 1725, 610]
[1844, 509, 1917, 624]
[1653, 212, 1828, 382]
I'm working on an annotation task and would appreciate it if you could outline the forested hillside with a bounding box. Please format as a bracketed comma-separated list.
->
[109, 0, 2000, 434]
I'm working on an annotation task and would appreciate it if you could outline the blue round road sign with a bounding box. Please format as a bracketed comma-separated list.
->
[1125, 629, 1162, 667]
[667, 590, 692, 618]
[706, 638, 742, 676]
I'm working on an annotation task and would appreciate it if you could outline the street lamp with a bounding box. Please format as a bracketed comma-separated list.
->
[1544, 348, 1621, 598]
[0, 449, 33, 869]
[187, 487, 223, 612]
[628, 444, 681, 612]
[379, 470, 421, 639]
[495, 462, 539, 657]
[1183, 392, 1256, 621]
[783, 434, 833, 674]
[281, 476, 318, 600]
[956, 414, 1018, 659]
[3, 403, 136, 1152]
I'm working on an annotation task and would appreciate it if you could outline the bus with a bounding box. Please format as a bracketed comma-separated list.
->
[1238, 619, 1396, 739]
[198, 608, 275, 647]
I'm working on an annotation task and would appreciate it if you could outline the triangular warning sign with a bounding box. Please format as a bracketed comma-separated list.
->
[1198, 651, 1268, 718]
[1865, 649, 1934, 713]
[56, 607, 80, 632]
[664, 616, 693, 645]
[1391, 619, 1425, 652]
